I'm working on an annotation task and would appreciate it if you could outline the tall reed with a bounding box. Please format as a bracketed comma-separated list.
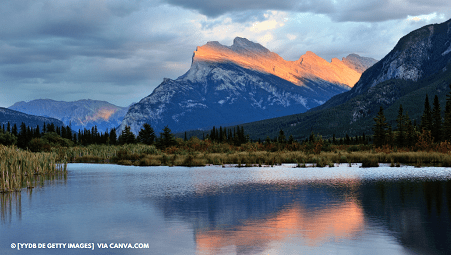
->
[0, 145, 67, 193]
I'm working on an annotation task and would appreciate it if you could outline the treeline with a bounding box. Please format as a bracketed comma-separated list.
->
[0, 121, 186, 152]
[373, 83, 451, 149]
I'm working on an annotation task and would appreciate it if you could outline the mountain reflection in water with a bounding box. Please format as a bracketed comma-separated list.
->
[1, 164, 451, 255]
[152, 167, 451, 255]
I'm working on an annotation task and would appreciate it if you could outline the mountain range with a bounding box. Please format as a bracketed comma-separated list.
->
[8, 99, 128, 133]
[119, 37, 376, 134]
[231, 18, 451, 140]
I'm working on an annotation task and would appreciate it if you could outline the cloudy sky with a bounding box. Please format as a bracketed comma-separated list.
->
[1, 0, 450, 108]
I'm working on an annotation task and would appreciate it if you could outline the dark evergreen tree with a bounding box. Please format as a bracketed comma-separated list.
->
[432, 95, 442, 142]
[404, 112, 416, 148]
[240, 126, 246, 144]
[288, 135, 294, 144]
[34, 125, 41, 138]
[47, 123, 55, 133]
[11, 124, 18, 137]
[373, 106, 388, 147]
[396, 104, 405, 147]
[17, 122, 28, 149]
[210, 126, 216, 141]
[219, 127, 223, 143]
[137, 123, 156, 145]
[265, 136, 271, 145]
[109, 128, 117, 145]
[386, 126, 394, 147]
[156, 126, 176, 149]
[420, 94, 432, 131]
[278, 129, 286, 144]
[445, 83, 451, 141]
[0, 131, 17, 146]
[118, 126, 136, 144]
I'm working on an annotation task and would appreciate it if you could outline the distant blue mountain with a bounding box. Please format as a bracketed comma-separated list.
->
[9, 99, 128, 133]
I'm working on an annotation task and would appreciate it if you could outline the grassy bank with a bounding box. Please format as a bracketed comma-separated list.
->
[57, 144, 451, 168]
[0, 145, 67, 193]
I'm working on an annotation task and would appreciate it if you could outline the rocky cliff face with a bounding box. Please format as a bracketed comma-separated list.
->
[120, 37, 376, 134]
[9, 99, 128, 132]
[318, 19, 451, 110]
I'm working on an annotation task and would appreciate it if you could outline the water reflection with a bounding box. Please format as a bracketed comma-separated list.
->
[1, 192, 21, 223]
[1, 164, 451, 255]
[360, 179, 451, 254]
[0, 172, 67, 224]
[151, 167, 451, 255]
[195, 201, 365, 253]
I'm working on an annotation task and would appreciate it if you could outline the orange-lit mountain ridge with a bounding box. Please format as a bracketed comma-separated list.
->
[190, 37, 375, 88]
[120, 37, 376, 134]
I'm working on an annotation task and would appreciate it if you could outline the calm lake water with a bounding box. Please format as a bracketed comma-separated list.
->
[1, 163, 451, 254]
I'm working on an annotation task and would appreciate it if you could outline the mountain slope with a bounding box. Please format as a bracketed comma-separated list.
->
[235, 19, 451, 140]
[0, 107, 64, 129]
[9, 99, 128, 132]
[120, 37, 376, 134]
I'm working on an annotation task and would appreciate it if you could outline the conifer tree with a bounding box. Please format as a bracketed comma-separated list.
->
[118, 125, 136, 144]
[432, 95, 442, 142]
[210, 126, 216, 141]
[386, 126, 394, 147]
[373, 106, 388, 147]
[156, 126, 176, 149]
[278, 129, 286, 144]
[137, 123, 156, 145]
[288, 135, 294, 144]
[109, 128, 117, 145]
[35, 125, 41, 138]
[421, 94, 432, 131]
[396, 104, 405, 147]
[265, 136, 271, 145]
[444, 83, 451, 141]
[404, 112, 416, 148]
[17, 122, 28, 149]
[11, 124, 18, 137]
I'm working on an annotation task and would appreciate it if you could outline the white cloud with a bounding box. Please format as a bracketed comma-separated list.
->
[287, 34, 297, 41]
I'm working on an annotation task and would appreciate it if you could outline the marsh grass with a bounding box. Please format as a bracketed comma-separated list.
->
[1, 145, 67, 193]
[64, 148, 451, 168]
[38, 144, 451, 168]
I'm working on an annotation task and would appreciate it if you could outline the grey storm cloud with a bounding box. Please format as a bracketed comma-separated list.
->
[163, 0, 451, 22]
[1, 0, 450, 108]
[163, 0, 334, 19]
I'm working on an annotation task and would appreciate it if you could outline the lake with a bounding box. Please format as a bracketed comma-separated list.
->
[1, 163, 451, 254]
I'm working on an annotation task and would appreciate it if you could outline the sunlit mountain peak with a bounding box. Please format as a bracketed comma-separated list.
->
[190, 37, 375, 88]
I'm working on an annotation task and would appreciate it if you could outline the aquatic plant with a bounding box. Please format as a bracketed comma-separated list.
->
[0, 145, 66, 193]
